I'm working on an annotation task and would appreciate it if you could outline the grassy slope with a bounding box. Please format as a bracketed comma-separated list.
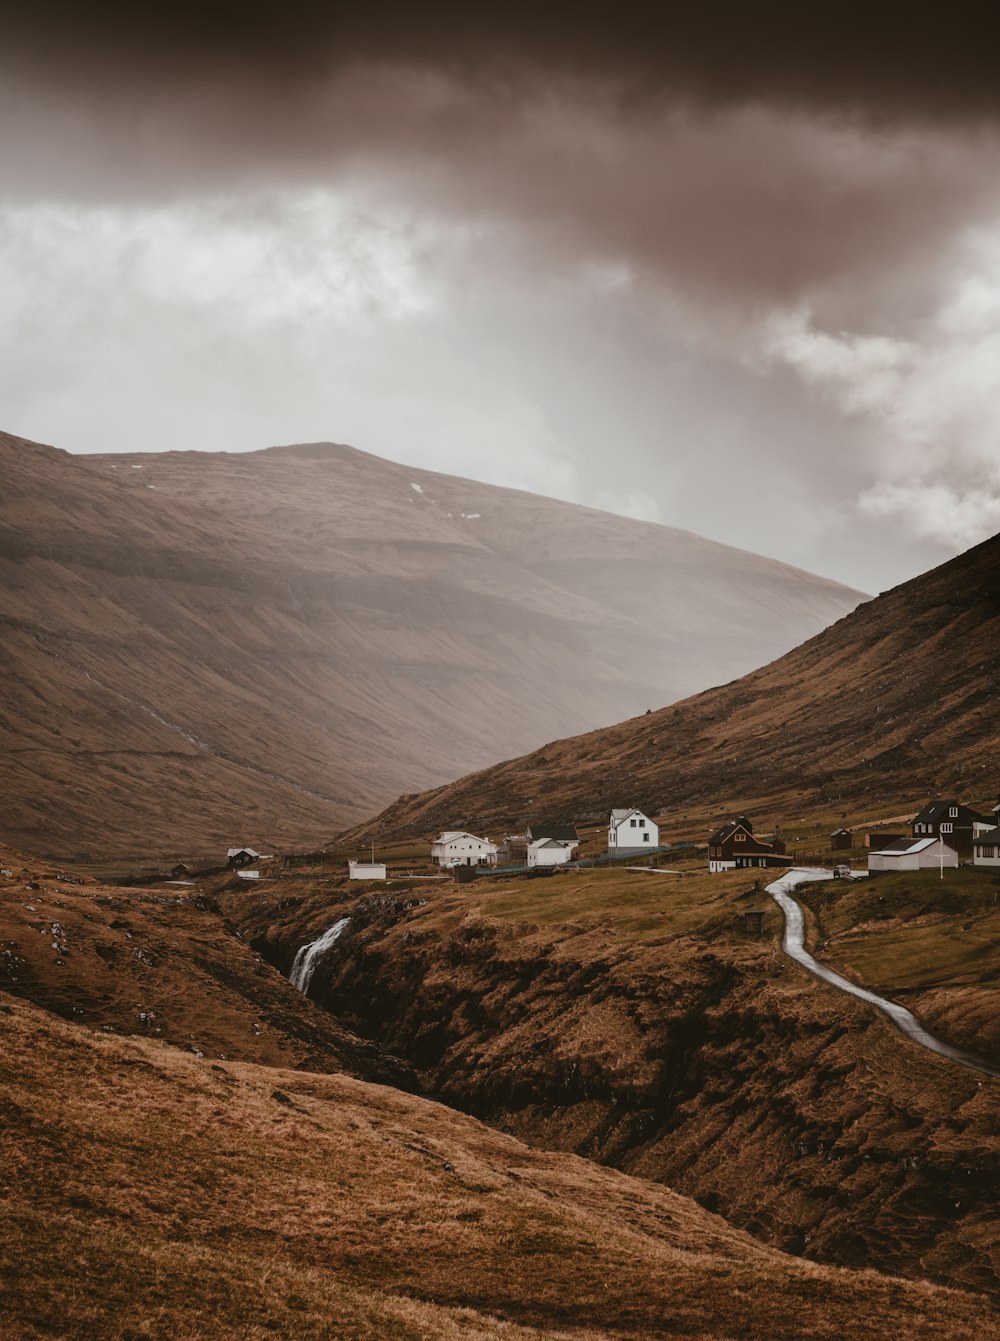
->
[797, 868, 1000, 1056]
[0, 844, 411, 1086]
[229, 864, 1000, 1298]
[2, 995, 997, 1341]
[0, 431, 862, 859]
[343, 530, 1000, 847]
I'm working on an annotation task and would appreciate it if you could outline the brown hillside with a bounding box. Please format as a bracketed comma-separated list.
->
[0, 843, 411, 1086]
[346, 530, 1000, 842]
[2, 993, 997, 1340]
[0, 429, 862, 858]
[230, 872, 1000, 1300]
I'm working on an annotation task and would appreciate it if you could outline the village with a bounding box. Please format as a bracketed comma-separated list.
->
[214, 793, 1000, 885]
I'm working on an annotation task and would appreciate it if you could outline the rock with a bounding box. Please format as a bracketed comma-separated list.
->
[271, 1089, 295, 1107]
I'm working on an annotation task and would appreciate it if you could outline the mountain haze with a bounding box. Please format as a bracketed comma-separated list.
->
[350, 531, 1000, 841]
[0, 431, 861, 856]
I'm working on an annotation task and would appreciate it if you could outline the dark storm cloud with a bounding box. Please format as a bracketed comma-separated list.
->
[5, 1, 1000, 124]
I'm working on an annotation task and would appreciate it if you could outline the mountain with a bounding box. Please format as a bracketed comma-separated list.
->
[0, 430, 862, 858]
[347, 530, 1000, 841]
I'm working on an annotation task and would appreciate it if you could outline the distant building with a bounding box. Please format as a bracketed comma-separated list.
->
[608, 808, 659, 853]
[348, 859, 387, 881]
[527, 838, 574, 868]
[865, 831, 904, 849]
[868, 836, 959, 872]
[910, 799, 993, 859]
[526, 822, 580, 853]
[496, 833, 529, 865]
[227, 847, 264, 868]
[431, 831, 498, 867]
[972, 826, 1000, 869]
[708, 816, 791, 872]
[830, 828, 852, 851]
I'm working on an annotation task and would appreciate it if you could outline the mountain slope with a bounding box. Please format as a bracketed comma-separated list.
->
[3, 993, 997, 1340]
[0, 431, 862, 857]
[347, 530, 1000, 840]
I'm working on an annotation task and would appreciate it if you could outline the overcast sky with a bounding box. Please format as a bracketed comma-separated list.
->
[4, 4, 1000, 591]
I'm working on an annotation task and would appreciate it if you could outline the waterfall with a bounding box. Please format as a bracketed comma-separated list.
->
[288, 917, 350, 994]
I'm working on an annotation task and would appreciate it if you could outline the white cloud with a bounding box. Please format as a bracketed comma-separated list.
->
[762, 228, 1000, 547]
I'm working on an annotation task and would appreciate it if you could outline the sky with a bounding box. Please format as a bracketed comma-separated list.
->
[4, 4, 1000, 591]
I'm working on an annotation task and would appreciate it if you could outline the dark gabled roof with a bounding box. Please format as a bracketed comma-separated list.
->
[527, 823, 579, 843]
[709, 817, 753, 845]
[912, 799, 992, 825]
[831, 828, 850, 836]
[973, 826, 1000, 845]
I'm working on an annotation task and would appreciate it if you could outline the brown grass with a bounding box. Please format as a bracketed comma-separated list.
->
[2, 994, 997, 1341]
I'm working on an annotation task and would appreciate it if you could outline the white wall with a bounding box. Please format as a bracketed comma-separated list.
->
[869, 841, 958, 872]
[432, 836, 497, 866]
[528, 842, 572, 867]
[609, 812, 659, 850]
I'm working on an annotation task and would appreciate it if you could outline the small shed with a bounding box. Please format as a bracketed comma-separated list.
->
[830, 829, 852, 851]
[743, 910, 766, 935]
[348, 860, 387, 881]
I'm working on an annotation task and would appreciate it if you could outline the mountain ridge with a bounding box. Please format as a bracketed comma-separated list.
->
[342, 528, 1000, 842]
[0, 429, 862, 857]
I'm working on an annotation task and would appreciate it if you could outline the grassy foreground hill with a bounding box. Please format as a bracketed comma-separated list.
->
[344, 530, 1000, 844]
[0, 430, 863, 859]
[229, 863, 1000, 1300]
[3, 991, 998, 1341]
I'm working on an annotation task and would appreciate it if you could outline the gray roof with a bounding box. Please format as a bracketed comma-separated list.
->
[973, 826, 1000, 845]
[874, 837, 936, 855]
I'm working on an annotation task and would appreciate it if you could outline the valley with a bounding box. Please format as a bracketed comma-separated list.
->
[225, 858, 1000, 1302]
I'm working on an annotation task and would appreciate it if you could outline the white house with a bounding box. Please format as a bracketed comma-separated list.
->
[348, 859, 387, 880]
[868, 836, 958, 872]
[972, 826, 1000, 868]
[431, 831, 498, 867]
[608, 808, 659, 853]
[527, 838, 574, 868]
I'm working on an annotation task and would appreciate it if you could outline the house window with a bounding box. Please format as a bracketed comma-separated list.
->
[643, 832, 650, 843]
[630, 818, 637, 828]
[941, 823, 953, 834]
[638, 819, 645, 827]
[949, 807, 958, 818]
[982, 845, 996, 858]
[735, 833, 746, 842]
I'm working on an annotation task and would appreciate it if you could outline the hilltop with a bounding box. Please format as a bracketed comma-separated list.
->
[345, 530, 1000, 843]
[0, 430, 861, 858]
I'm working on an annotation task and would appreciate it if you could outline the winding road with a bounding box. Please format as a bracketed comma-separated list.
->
[767, 869, 1000, 1080]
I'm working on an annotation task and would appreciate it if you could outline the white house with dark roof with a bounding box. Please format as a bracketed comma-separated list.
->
[526, 822, 579, 853]
[972, 826, 1000, 868]
[608, 808, 658, 853]
[431, 831, 498, 867]
[868, 836, 959, 872]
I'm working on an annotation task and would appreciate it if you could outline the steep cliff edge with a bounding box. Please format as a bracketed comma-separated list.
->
[231, 878, 1000, 1300]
